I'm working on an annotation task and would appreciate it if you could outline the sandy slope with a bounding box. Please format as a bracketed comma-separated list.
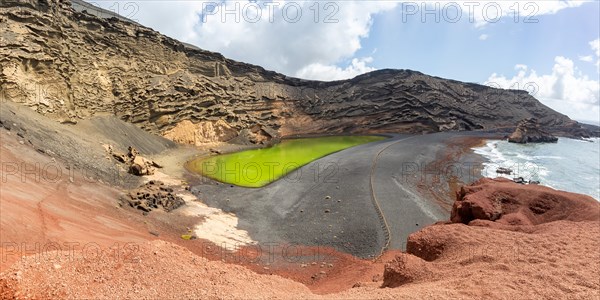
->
[0, 129, 150, 272]
[0, 105, 266, 272]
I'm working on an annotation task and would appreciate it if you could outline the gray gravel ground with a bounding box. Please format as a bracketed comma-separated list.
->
[0, 101, 175, 188]
[188, 131, 496, 258]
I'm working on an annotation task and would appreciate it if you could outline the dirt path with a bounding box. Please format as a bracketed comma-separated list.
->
[369, 136, 418, 259]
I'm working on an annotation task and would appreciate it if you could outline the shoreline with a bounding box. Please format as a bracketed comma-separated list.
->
[185, 132, 502, 258]
[419, 135, 500, 211]
[470, 137, 600, 201]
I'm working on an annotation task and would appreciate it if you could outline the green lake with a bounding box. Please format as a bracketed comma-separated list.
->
[188, 135, 386, 188]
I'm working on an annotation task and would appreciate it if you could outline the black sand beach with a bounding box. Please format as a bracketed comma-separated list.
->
[188, 131, 498, 258]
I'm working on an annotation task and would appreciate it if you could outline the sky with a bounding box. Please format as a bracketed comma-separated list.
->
[84, 0, 600, 124]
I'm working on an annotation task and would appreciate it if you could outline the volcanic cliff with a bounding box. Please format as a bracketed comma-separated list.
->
[0, 0, 593, 145]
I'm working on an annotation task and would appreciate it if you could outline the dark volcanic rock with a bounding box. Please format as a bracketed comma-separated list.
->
[0, 0, 595, 143]
[107, 145, 162, 176]
[122, 180, 185, 213]
[508, 118, 558, 143]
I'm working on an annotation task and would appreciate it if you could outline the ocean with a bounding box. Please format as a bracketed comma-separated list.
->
[473, 138, 600, 201]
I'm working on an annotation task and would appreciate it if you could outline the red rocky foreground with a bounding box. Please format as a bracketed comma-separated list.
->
[2, 178, 599, 299]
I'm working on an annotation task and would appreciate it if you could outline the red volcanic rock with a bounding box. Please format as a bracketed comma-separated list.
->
[451, 178, 599, 226]
[405, 227, 449, 262]
[382, 254, 432, 288]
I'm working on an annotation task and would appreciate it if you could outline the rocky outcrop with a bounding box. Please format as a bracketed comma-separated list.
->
[0, 0, 595, 144]
[121, 180, 185, 213]
[382, 254, 432, 288]
[162, 120, 238, 146]
[508, 118, 558, 143]
[406, 177, 600, 264]
[106, 145, 162, 176]
[450, 178, 599, 226]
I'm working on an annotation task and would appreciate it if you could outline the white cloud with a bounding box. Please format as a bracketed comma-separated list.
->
[183, 1, 397, 80]
[83, 1, 590, 81]
[85, 1, 209, 42]
[415, 1, 590, 27]
[591, 39, 600, 56]
[94, 0, 396, 80]
[465, 0, 588, 27]
[578, 39, 599, 71]
[590, 38, 600, 69]
[486, 53, 600, 123]
[478, 34, 488, 41]
[296, 57, 376, 81]
[514, 64, 528, 70]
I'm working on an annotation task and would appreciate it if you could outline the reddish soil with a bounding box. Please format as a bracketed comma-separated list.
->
[0, 131, 150, 272]
[2, 220, 598, 299]
[0, 129, 241, 269]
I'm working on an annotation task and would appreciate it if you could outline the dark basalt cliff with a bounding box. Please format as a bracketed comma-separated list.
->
[0, 0, 594, 144]
[508, 118, 558, 143]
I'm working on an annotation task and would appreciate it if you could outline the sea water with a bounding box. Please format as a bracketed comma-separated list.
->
[473, 138, 600, 201]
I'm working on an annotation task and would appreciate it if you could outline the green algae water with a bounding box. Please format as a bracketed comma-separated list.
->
[189, 135, 386, 188]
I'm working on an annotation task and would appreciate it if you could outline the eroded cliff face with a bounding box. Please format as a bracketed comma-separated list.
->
[0, 0, 590, 145]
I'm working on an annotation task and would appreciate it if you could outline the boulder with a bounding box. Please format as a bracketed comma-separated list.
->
[508, 118, 558, 143]
[406, 225, 450, 262]
[382, 254, 432, 288]
[129, 155, 155, 176]
[495, 167, 512, 175]
[122, 180, 185, 213]
[451, 178, 599, 226]
[104, 145, 162, 176]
